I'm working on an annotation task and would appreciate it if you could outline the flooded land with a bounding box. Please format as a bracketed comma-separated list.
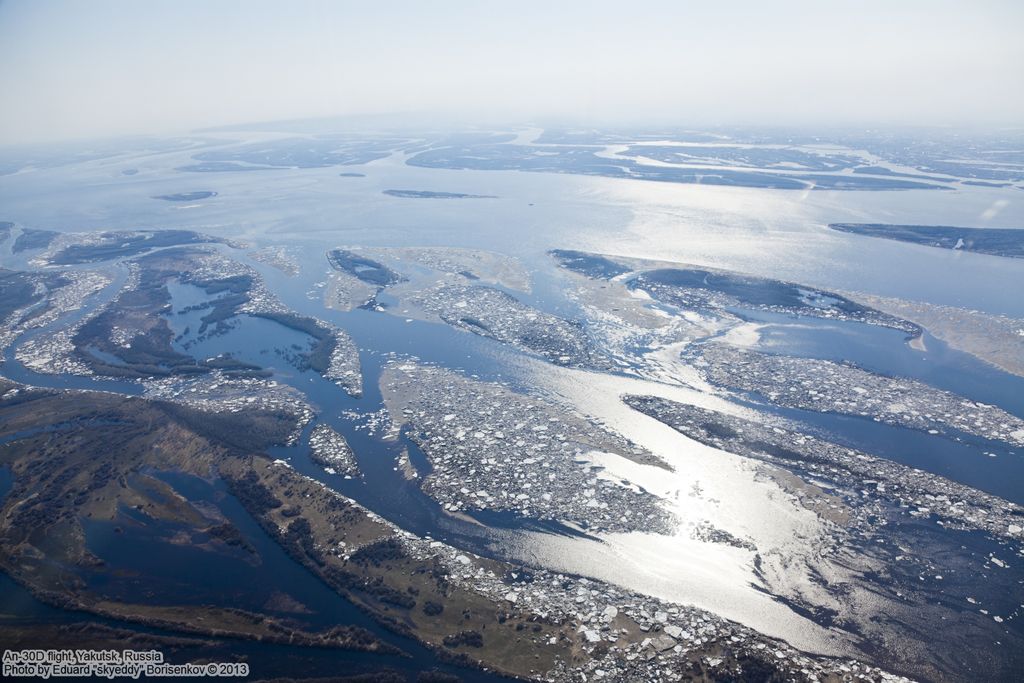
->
[1, 126, 1023, 682]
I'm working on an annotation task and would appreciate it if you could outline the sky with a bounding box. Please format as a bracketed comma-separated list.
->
[0, 0, 1022, 145]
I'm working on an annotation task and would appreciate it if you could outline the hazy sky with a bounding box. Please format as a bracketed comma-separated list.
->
[1, 0, 1022, 144]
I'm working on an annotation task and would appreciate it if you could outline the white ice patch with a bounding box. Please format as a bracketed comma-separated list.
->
[718, 322, 763, 348]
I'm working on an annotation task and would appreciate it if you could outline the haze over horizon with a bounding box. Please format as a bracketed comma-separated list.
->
[1, 0, 1023, 145]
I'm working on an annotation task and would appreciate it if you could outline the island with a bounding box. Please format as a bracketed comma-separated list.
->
[383, 189, 497, 199]
[829, 223, 1024, 258]
[153, 191, 218, 202]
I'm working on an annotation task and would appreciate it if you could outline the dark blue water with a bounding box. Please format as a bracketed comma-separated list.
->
[83, 472, 378, 627]
[719, 308, 1024, 502]
[733, 308, 1024, 419]
[753, 401, 1024, 503]
[0, 570, 507, 683]
[0, 465, 12, 502]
